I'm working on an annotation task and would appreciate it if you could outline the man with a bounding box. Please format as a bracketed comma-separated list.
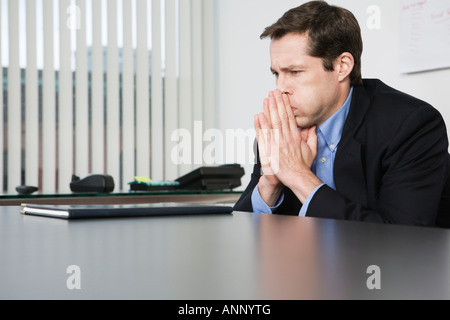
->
[234, 1, 450, 227]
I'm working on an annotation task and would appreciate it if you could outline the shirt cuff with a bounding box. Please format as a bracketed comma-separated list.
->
[299, 184, 325, 217]
[251, 184, 284, 214]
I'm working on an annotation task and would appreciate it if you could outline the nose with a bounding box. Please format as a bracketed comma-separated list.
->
[276, 75, 293, 95]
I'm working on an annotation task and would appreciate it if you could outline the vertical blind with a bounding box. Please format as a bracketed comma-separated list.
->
[0, 0, 216, 193]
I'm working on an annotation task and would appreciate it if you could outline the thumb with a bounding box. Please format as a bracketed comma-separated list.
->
[307, 126, 318, 151]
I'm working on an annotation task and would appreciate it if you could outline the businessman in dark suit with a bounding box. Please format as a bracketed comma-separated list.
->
[233, 1, 450, 227]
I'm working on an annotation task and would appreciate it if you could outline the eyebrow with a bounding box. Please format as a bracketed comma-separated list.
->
[270, 65, 306, 73]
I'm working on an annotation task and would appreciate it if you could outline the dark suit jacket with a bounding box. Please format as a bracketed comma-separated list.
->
[234, 79, 450, 227]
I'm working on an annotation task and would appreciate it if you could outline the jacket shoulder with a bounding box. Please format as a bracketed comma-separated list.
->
[348, 79, 447, 154]
[357, 79, 443, 125]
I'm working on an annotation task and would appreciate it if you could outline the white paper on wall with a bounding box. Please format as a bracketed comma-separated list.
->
[400, 0, 450, 73]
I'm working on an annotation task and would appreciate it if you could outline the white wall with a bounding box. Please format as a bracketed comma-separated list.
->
[215, 0, 450, 190]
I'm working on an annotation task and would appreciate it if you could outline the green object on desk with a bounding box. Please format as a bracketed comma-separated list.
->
[133, 176, 153, 183]
[128, 177, 180, 191]
[129, 176, 180, 187]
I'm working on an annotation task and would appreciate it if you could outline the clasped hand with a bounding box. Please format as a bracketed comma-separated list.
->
[254, 90, 318, 197]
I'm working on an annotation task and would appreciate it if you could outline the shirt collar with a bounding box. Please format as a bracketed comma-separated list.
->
[316, 87, 353, 149]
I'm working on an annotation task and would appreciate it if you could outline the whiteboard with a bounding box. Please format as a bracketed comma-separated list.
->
[400, 0, 450, 74]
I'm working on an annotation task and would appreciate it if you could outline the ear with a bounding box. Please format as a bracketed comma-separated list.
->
[335, 52, 355, 83]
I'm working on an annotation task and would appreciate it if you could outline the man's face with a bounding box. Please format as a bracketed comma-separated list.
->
[270, 32, 344, 129]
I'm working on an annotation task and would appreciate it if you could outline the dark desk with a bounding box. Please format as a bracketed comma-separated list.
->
[0, 191, 242, 206]
[1, 206, 449, 299]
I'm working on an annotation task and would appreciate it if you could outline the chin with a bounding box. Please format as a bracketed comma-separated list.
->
[295, 118, 313, 129]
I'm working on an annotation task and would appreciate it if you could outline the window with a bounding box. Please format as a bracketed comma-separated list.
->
[0, 0, 215, 193]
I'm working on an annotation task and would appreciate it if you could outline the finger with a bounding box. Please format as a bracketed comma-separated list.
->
[257, 113, 271, 167]
[263, 98, 272, 129]
[281, 93, 301, 146]
[274, 90, 297, 147]
[270, 127, 280, 175]
[257, 112, 272, 146]
[282, 93, 299, 134]
[255, 113, 270, 141]
[274, 90, 289, 129]
[300, 127, 308, 141]
[307, 126, 318, 153]
[258, 111, 271, 130]
[300, 126, 318, 153]
[254, 114, 261, 143]
[268, 93, 282, 131]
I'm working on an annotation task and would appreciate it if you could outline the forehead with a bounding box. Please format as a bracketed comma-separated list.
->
[270, 33, 311, 66]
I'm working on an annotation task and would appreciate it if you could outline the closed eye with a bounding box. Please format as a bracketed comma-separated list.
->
[270, 68, 279, 78]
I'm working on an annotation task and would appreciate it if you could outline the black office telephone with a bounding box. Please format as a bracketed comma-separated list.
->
[70, 174, 115, 193]
[176, 164, 245, 191]
[129, 164, 245, 192]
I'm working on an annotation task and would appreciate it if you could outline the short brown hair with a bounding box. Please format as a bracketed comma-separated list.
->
[261, 1, 363, 86]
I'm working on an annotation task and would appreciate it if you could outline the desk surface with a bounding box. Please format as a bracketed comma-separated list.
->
[1, 206, 450, 300]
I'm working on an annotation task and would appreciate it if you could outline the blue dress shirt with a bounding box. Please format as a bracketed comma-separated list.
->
[251, 87, 353, 216]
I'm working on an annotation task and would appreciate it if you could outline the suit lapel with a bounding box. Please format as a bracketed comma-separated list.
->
[334, 83, 372, 205]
